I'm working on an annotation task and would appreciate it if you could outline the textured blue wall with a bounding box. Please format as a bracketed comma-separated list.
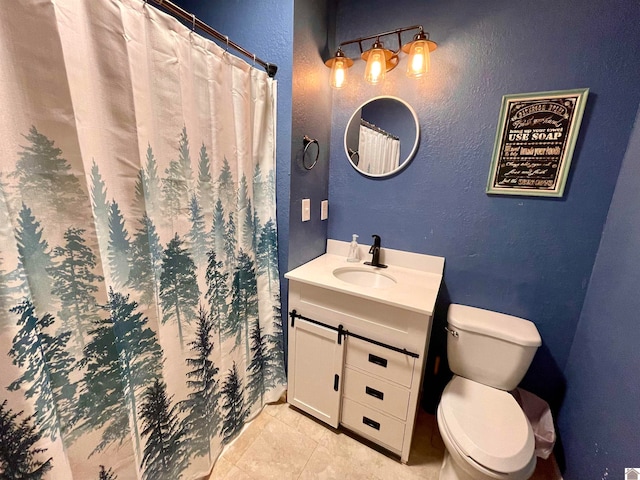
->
[328, 0, 640, 410]
[284, 0, 335, 342]
[559, 106, 640, 479]
[288, 0, 334, 270]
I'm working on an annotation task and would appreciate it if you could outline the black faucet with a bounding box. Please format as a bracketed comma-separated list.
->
[364, 234, 387, 268]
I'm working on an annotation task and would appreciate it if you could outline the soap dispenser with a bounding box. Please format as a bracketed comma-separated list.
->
[347, 234, 359, 262]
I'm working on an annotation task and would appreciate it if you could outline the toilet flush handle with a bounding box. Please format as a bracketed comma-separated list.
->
[444, 326, 459, 338]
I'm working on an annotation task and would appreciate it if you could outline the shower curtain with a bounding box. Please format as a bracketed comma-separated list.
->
[0, 1, 285, 479]
[358, 123, 400, 175]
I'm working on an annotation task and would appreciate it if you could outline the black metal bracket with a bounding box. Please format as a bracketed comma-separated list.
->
[265, 63, 278, 78]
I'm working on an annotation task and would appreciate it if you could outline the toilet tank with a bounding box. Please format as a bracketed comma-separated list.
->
[446, 304, 541, 391]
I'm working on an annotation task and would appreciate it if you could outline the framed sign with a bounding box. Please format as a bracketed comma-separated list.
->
[486, 88, 589, 197]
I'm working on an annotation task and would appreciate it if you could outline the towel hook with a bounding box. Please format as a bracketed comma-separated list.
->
[302, 135, 319, 170]
[191, 14, 196, 31]
[347, 148, 360, 165]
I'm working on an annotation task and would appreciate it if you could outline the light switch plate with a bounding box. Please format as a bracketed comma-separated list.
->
[321, 200, 328, 220]
[302, 198, 310, 222]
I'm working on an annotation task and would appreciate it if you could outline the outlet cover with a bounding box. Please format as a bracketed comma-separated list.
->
[302, 198, 310, 222]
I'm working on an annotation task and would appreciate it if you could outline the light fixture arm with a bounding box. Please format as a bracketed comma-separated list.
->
[338, 25, 426, 55]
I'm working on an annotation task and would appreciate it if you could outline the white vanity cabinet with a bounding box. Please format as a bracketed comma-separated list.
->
[285, 240, 444, 464]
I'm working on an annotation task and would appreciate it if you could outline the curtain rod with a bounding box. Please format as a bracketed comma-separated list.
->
[360, 119, 399, 141]
[147, 0, 278, 78]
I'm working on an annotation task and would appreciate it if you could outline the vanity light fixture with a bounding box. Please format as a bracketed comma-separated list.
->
[325, 25, 436, 88]
[326, 47, 354, 89]
[402, 29, 434, 78]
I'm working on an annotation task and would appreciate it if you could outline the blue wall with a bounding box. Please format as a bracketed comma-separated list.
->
[283, 0, 335, 336]
[559, 106, 640, 478]
[288, 0, 334, 270]
[328, 0, 640, 410]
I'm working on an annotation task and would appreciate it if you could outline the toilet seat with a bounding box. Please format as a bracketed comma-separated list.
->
[440, 376, 535, 474]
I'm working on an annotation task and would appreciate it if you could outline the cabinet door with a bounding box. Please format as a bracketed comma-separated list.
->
[288, 318, 345, 428]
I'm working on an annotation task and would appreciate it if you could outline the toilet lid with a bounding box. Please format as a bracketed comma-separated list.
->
[440, 376, 534, 474]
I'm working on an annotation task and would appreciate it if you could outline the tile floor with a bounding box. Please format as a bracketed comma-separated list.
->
[207, 401, 562, 480]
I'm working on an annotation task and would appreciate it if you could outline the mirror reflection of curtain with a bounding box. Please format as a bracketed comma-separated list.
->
[358, 121, 400, 175]
[0, 1, 285, 479]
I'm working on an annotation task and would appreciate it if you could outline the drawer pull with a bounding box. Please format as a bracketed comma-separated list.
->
[365, 386, 384, 400]
[334, 374, 340, 391]
[368, 353, 388, 368]
[362, 416, 381, 431]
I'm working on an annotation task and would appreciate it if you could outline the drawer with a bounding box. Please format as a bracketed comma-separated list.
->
[342, 367, 410, 420]
[345, 336, 415, 387]
[340, 397, 406, 452]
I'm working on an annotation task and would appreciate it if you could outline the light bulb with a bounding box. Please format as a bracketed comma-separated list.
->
[364, 48, 386, 85]
[330, 58, 347, 89]
[406, 40, 430, 78]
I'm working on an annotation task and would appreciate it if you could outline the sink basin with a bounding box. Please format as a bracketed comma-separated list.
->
[333, 267, 397, 289]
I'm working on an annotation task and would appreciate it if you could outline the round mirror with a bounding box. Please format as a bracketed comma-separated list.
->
[344, 96, 419, 177]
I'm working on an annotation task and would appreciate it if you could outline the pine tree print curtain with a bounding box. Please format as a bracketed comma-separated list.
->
[0, 1, 285, 478]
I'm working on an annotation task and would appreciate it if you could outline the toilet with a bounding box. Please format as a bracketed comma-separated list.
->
[437, 304, 542, 480]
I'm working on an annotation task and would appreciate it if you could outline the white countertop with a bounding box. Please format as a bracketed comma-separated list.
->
[285, 240, 444, 315]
